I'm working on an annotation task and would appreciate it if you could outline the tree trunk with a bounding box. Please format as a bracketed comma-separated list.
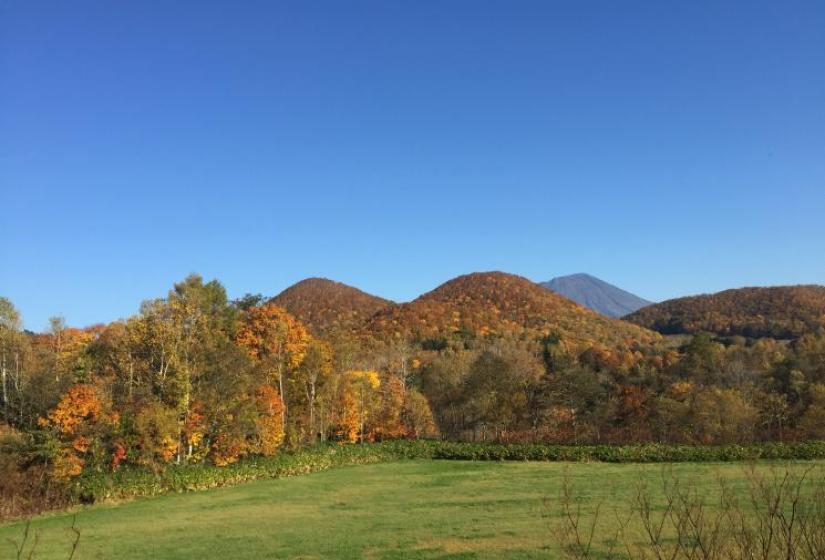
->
[14, 352, 22, 426]
[308, 380, 316, 443]
[128, 359, 134, 399]
[1, 349, 7, 418]
[359, 386, 365, 444]
[278, 363, 287, 429]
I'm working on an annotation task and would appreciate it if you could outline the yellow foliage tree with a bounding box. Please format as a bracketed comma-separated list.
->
[133, 401, 180, 472]
[336, 370, 380, 444]
[295, 339, 333, 443]
[403, 389, 439, 439]
[254, 384, 286, 455]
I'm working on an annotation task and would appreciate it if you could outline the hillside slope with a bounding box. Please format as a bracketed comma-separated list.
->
[541, 273, 652, 318]
[271, 278, 393, 335]
[365, 271, 659, 350]
[625, 285, 825, 339]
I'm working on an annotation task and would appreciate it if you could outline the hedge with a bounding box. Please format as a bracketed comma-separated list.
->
[74, 440, 825, 505]
[426, 441, 825, 462]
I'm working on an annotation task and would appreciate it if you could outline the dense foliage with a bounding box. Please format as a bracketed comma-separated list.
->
[3, 273, 825, 519]
[626, 285, 825, 339]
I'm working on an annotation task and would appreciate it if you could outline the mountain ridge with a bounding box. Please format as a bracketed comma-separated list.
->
[625, 284, 825, 339]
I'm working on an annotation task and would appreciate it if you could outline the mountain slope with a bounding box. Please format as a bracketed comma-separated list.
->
[364, 271, 660, 350]
[271, 278, 393, 335]
[625, 285, 825, 339]
[541, 273, 652, 318]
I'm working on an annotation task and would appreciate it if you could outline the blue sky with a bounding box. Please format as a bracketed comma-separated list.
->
[2, 1, 824, 330]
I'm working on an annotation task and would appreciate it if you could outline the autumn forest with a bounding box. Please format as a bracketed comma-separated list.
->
[2, 271, 825, 520]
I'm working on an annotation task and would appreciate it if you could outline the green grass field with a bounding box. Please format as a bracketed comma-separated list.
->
[1, 460, 822, 559]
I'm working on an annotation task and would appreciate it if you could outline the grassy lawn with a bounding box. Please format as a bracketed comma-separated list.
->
[0, 460, 821, 559]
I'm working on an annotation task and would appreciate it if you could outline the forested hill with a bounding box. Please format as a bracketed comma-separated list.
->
[541, 273, 652, 318]
[364, 271, 660, 350]
[271, 277, 393, 335]
[625, 285, 825, 339]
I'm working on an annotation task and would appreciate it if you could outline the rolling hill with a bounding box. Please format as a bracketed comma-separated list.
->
[270, 278, 393, 335]
[625, 285, 825, 339]
[364, 271, 660, 350]
[541, 273, 652, 318]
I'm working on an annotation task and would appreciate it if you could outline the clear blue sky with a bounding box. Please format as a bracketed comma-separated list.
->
[2, 1, 824, 330]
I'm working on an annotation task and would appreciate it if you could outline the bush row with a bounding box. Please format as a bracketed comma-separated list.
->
[74, 440, 825, 504]
[427, 441, 825, 462]
[74, 442, 426, 504]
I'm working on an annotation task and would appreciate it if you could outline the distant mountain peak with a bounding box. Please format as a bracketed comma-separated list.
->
[540, 274, 652, 318]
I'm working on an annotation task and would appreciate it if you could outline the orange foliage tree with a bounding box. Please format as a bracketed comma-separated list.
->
[39, 384, 117, 479]
[210, 431, 248, 467]
[236, 303, 310, 429]
[373, 375, 406, 440]
[182, 401, 207, 461]
[46, 321, 101, 382]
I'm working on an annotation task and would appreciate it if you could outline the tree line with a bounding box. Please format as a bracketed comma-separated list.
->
[419, 331, 825, 444]
[0, 275, 437, 486]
